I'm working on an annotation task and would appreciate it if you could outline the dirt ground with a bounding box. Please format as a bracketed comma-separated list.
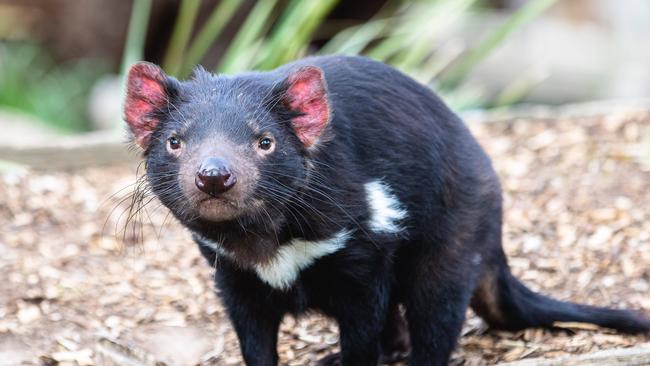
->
[1, 111, 649, 366]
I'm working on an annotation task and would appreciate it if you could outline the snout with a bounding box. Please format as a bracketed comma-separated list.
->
[195, 157, 237, 196]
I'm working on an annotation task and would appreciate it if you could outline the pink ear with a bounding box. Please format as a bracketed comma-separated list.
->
[284, 66, 330, 148]
[124, 62, 169, 149]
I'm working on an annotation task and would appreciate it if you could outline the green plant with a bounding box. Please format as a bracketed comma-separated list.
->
[218, 0, 279, 74]
[121, 0, 152, 76]
[321, 0, 557, 109]
[157, 0, 340, 78]
[438, 0, 557, 90]
[122, 0, 557, 111]
[0, 42, 106, 132]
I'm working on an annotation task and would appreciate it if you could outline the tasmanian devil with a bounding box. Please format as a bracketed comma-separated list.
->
[123, 55, 650, 366]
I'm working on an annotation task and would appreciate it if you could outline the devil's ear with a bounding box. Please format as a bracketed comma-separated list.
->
[281, 66, 331, 148]
[124, 62, 175, 149]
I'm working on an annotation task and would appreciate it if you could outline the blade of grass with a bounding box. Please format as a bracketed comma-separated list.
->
[391, 0, 478, 73]
[364, 0, 474, 65]
[277, 0, 340, 65]
[255, 0, 339, 70]
[120, 0, 152, 75]
[362, 2, 417, 62]
[225, 39, 265, 73]
[253, 0, 311, 70]
[418, 40, 464, 84]
[438, 84, 486, 111]
[318, 0, 398, 56]
[439, 0, 557, 90]
[181, 0, 243, 77]
[162, 0, 201, 76]
[493, 65, 549, 107]
[318, 18, 388, 56]
[217, 0, 279, 74]
[118, 0, 153, 129]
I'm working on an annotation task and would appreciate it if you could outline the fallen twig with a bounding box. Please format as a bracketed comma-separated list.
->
[496, 344, 650, 366]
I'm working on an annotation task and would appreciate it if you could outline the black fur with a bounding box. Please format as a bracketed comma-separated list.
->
[135, 56, 650, 366]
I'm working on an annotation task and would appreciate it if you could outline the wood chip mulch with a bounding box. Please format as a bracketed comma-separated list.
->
[1, 111, 649, 365]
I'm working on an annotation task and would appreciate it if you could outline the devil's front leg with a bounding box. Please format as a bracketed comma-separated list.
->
[337, 289, 389, 365]
[315, 241, 395, 366]
[215, 261, 288, 366]
[317, 298, 408, 366]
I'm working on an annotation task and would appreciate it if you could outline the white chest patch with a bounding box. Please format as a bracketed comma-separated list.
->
[254, 229, 352, 290]
[196, 230, 352, 291]
[364, 180, 408, 233]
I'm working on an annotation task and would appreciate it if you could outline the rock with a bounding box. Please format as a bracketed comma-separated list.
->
[17, 303, 41, 324]
[0, 333, 34, 365]
[88, 76, 123, 131]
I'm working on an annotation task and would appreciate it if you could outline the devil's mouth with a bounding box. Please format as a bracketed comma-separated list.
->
[198, 196, 238, 207]
[193, 197, 244, 222]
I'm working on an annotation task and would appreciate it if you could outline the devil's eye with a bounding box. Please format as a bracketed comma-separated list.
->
[168, 136, 181, 150]
[258, 137, 273, 151]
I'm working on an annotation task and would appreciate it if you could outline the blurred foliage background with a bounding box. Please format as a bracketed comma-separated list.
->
[0, 0, 649, 134]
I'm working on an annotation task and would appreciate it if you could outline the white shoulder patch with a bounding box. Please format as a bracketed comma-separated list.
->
[255, 230, 352, 290]
[364, 180, 408, 233]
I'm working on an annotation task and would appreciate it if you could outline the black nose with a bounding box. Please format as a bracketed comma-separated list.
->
[195, 157, 237, 196]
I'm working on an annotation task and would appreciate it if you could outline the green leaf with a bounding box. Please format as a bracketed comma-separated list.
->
[120, 0, 152, 75]
[181, 0, 243, 77]
[217, 0, 279, 74]
[162, 0, 201, 76]
[255, 0, 339, 70]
